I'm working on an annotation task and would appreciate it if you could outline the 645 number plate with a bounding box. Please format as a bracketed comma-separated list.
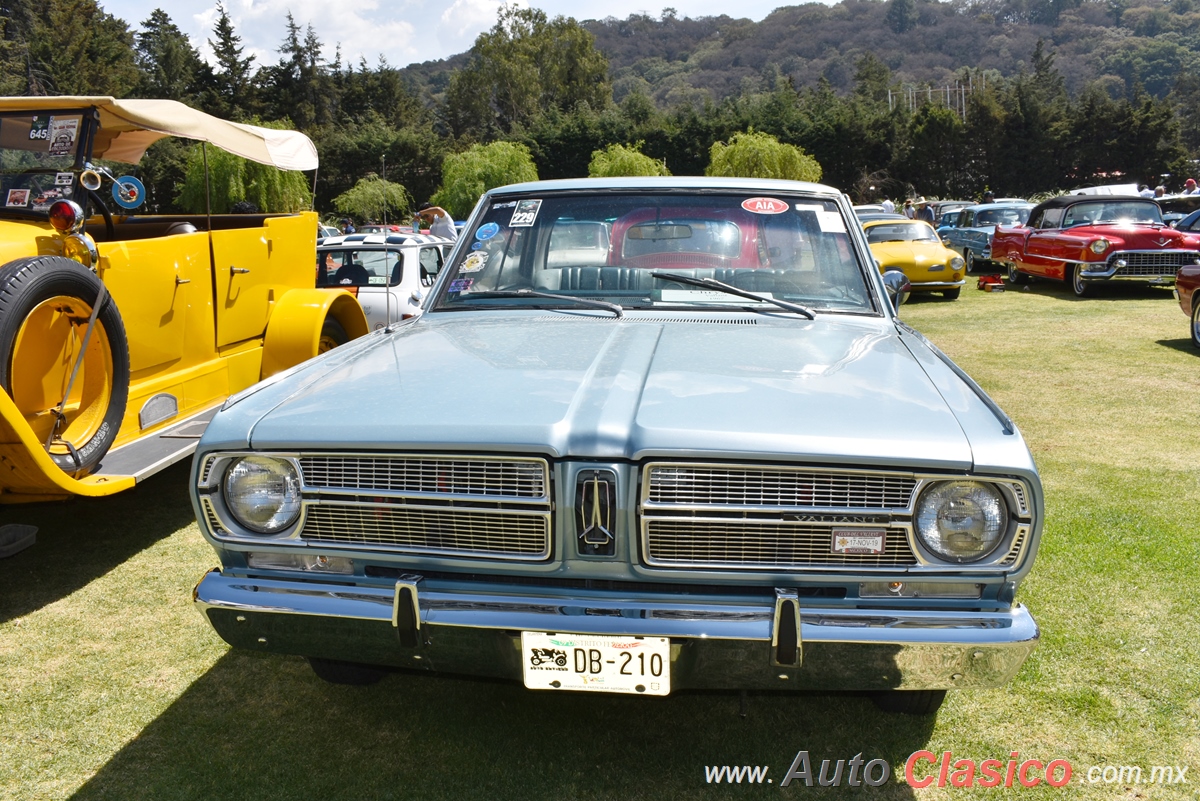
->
[521, 632, 670, 696]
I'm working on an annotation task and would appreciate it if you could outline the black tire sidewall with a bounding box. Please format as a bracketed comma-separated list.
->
[1191, 296, 1200, 349]
[0, 256, 129, 474]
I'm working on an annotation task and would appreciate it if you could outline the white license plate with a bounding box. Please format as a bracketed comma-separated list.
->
[521, 632, 671, 696]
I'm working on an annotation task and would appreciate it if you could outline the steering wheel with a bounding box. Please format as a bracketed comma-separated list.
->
[85, 188, 115, 239]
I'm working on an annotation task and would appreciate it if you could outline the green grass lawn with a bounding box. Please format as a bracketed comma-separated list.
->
[2, 277, 1199, 800]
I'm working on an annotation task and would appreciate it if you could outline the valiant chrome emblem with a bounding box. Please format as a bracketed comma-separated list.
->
[577, 470, 616, 553]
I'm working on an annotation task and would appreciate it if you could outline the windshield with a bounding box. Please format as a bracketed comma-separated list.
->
[317, 247, 405, 288]
[432, 191, 873, 314]
[976, 207, 1031, 226]
[1063, 201, 1162, 227]
[865, 222, 940, 243]
[0, 111, 86, 215]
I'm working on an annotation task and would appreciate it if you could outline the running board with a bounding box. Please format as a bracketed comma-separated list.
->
[93, 406, 221, 481]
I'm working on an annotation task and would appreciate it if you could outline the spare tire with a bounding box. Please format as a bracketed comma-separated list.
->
[0, 256, 129, 476]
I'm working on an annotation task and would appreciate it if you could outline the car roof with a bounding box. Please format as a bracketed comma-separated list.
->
[857, 213, 908, 223]
[962, 202, 1034, 212]
[862, 217, 928, 226]
[318, 233, 454, 247]
[1031, 194, 1149, 211]
[486, 176, 842, 197]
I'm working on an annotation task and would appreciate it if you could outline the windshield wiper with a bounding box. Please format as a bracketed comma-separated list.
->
[650, 272, 815, 319]
[457, 289, 623, 317]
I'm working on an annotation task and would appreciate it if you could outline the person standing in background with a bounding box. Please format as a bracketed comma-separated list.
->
[881, 197, 895, 213]
[915, 198, 935, 224]
[417, 203, 458, 240]
[903, 199, 915, 219]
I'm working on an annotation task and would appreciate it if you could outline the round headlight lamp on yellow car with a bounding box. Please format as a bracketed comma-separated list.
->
[223, 456, 302, 534]
[914, 480, 1008, 563]
[950, 256, 965, 270]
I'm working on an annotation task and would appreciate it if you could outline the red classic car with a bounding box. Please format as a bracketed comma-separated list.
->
[992, 196, 1200, 297]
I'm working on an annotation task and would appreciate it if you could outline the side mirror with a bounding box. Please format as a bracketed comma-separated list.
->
[882, 270, 911, 312]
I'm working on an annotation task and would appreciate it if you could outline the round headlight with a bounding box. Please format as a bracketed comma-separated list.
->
[223, 456, 301, 534]
[950, 256, 964, 270]
[1090, 239, 1110, 254]
[914, 481, 1008, 563]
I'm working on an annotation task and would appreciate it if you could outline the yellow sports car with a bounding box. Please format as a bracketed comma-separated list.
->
[864, 219, 965, 300]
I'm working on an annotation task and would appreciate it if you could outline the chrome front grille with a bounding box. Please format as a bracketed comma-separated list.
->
[644, 520, 916, 568]
[642, 463, 921, 570]
[301, 503, 550, 559]
[296, 454, 551, 559]
[1109, 250, 1198, 276]
[645, 464, 917, 510]
[299, 455, 547, 499]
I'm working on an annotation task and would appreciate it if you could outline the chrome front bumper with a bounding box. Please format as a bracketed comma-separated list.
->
[910, 278, 966, 291]
[194, 569, 1038, 692]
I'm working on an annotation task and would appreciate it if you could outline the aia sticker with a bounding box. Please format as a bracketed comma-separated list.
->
[741, 197, 789, 214]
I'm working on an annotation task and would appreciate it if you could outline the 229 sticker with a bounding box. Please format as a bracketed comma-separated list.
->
[509, 199, 542, 227]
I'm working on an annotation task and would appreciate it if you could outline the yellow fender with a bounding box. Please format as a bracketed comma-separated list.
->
[260, 289, 369, 379]
[0, 389, 135, 502]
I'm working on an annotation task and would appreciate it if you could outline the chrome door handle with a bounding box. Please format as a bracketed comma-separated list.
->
[175, 276, 191, 285]
[230, 266, 250, 275]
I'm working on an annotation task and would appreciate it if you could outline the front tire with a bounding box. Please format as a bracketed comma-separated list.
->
[869, 689, 947, 715]
[1007, 262, 1029, 284]
[0, 256, 129, 475]
[1068, 263, 1093, 297]
[318, 317, 349, 355]
[943, 288, 961, 300]
[1190, 294, 1200, 349]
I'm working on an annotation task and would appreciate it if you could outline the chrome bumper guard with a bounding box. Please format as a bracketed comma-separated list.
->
[194, 569, 1038, 691]
[910, 278, 966, 290]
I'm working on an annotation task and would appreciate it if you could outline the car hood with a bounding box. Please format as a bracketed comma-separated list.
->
[241, 313, 975, 469]
[1056, 222, 1198, 246]
[869, 240, 956, 267]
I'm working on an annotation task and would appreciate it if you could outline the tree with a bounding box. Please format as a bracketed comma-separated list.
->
[28, 0, 139, 95]
[706, 131, 822, 182]
[444, 4, 611, 138]
[205, 3, 256, 119]
[134, 9, 205, 101]
[431, 141, 538, 218]
[176, 125, 312, 213]
[588, 142, 670, 176]
[885, 0, 918, 34]
[332, 175, 413, 222]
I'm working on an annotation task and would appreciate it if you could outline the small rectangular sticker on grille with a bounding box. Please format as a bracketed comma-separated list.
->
[831, 529, 885, 555]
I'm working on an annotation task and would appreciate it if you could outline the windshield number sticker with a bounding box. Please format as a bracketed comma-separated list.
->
[28, 116, 49, 141]
[831, 529, 885, 554]
[460, 252, 488, 273]
[55, 172, 73, 186]
[509, 199, 542, 227]
[741, 197, 789, 214]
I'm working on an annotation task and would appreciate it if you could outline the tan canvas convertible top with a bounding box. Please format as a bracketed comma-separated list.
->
[0, 96, 318, 170]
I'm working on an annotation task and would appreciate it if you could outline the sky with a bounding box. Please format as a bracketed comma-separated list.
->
[97, 0, 791, 72]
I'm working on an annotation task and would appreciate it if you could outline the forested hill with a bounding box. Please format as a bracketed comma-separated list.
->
[404, 0, 1200, 105]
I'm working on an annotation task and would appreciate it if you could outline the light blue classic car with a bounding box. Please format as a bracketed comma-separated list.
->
[941, 202, 1033, 272]
[191, 177, 1042, 716]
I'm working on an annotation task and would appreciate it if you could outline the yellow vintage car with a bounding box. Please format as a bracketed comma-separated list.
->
[863, 218, 966, 300]
[0, 97, 367, 504]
